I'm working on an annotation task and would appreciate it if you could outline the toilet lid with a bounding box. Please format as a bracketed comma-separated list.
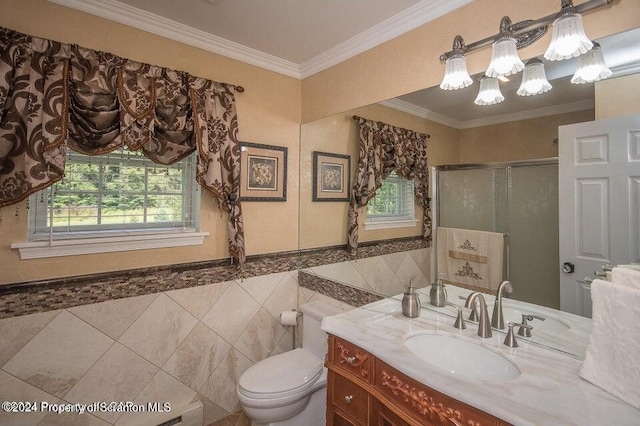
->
[238, 348, 323, 399]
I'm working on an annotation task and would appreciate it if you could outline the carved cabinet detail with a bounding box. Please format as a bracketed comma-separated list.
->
[326, 335, 510, 426]
[334, 336, 372, 382]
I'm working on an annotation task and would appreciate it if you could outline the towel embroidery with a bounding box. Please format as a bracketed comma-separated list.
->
[458, 239, 477, 251]
[448, 250, 487, 264]
[455, 262, 483, 280]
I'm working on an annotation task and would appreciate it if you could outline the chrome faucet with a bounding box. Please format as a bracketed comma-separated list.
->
[491, 280, 513, 330]
[464, 292, 492, 338]
[458, 295, 479, 321]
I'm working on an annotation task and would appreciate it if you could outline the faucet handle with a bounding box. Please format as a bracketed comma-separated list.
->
[504, 321, 533, 348]
[522, 314, 546, 322]
[445, 302, 466, 330]
[519, 314, 545, 337]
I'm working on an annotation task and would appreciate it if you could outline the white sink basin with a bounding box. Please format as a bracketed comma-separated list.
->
[405, 333, 521, 382]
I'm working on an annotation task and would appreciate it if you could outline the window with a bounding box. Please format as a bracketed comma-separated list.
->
[13, 150, 206, 259]
[365, 171, 417, 230]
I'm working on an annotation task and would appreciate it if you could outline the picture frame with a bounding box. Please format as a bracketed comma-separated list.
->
[240, 142, 287, 202]
[313, 151, 351, 202]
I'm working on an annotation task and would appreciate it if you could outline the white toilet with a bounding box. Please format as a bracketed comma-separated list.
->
[237, 301, 343, 425]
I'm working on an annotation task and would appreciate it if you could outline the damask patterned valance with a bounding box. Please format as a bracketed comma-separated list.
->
[0, 27, 245, 264]
[348, 117, 431, 253]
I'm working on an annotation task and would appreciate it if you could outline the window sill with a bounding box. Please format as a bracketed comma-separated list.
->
[11, 231, 209, 260]
[364, 219, 419, 231]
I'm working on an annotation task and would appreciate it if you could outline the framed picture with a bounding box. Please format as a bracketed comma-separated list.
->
[240, 142, 287, 201]
[313, 151, 351, 202]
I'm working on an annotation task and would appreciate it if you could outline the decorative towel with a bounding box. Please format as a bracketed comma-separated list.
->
[436, 227, 504, 292]
[611, 266, 640, 290]
[448, 227, 488, 263]
[580, 279, 640, 409]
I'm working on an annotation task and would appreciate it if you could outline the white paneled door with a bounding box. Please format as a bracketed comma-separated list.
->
[559, 115, 640, 317]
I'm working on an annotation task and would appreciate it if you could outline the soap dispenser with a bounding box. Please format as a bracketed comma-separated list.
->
[429, 273, 448, 307]
[402, 279, 421, 318]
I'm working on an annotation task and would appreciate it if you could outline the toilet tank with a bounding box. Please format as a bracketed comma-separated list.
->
[299, 301, 343, 359]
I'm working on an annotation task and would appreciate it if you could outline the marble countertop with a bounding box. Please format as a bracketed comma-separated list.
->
[405, 285, 592, 358]
[321, 295, 640, 426]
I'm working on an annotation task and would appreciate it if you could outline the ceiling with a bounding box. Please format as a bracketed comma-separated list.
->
[116, 0, 421, 64]
[49, 0, 472, 78]
[49, 0, 639, 126]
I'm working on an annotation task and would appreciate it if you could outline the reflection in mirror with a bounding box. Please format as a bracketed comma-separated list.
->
[298, 28, 640, 357]
[436, 161, 559, 309]
[298, 103, 457, 298]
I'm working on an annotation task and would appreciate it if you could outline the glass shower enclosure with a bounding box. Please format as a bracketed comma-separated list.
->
[434, 160, 559, 309]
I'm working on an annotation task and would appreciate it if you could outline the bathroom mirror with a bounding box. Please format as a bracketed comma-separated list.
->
[297, 27, 640, 357]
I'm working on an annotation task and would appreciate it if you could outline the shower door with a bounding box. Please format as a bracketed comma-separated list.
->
[437, 161, 559, 309]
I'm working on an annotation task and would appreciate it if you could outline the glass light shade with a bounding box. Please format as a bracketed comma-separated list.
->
[544, 13, 593, 61]
[571, 43, 612, 84]
[517, 60, 552, 96]
[474, 77, 504, 105]
[486, 37, 524, 78]
[440, 54, 473, 90]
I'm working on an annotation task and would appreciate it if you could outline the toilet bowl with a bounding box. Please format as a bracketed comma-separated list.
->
[237, 301, 342, 426]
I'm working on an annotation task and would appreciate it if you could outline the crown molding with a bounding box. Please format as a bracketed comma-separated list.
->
[611, 62, 640, 79]
[380, 98, 595, 130]
[48, 0, 472, 80]
[47, 0, 302, 78]
[379, 99, 463, 128]
[457, 99, 595, 129]
[299, 0, 473, 79]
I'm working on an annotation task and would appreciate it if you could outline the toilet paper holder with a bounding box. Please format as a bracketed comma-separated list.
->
[280, 310, 303, 349]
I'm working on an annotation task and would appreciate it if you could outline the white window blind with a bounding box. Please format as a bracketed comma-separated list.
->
[29, 150, 199, 241]
[366, 171, 415, 224]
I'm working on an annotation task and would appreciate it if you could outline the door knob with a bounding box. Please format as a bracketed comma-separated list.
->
[562, 262, 575, 273]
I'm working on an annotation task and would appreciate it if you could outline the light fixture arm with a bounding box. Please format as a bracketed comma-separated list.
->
[439, 0, 616, 61]
[452, 34, 465, 51]
[499, 16, 513, 34]
[448, 34, 466, 56]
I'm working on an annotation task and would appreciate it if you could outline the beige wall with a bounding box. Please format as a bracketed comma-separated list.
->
[298, 104, 596, 249]
[299, 103, 458, 249]
[301, 0, 640, 123]
[595, 73, 640, 120]
[1, 0, 638, 285]
[458, 110, 595, 164]
[0, 0, 301, 284]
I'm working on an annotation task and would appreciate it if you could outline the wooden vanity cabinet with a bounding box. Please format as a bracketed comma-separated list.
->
[326, 335, 511, 426]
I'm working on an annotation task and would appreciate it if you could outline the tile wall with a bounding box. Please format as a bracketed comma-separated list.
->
[0, 272, 300, 426]
[0, 238, 426, 426]
[302, 248, 431, 297]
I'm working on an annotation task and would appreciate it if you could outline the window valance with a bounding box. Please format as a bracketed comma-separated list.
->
[348, 117, 431, 252]
[0, 27, 245, 264]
